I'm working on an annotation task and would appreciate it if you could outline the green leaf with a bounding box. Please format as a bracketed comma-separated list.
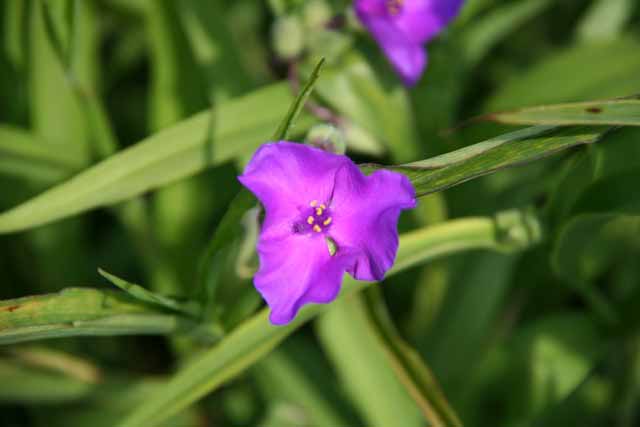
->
[118, 212, 542, 427]
[552, 171, 640, 284]
[0, 288, 193, 345]
[0, 125, 81, 182]
[316, 295, 424, 427]
[483, 96, 640, 126]
[364, 288, 463, 427]
[0, 82, 311, 234]
[30, 0, 98, 164]
[196, 189, 258, 326]
[178, 0, 254, 100]
[98, 269, 199, 317]
[311, 52, 418, 161]
[146, 0, 208, 130]
[507, 313, 603, 422]
[254, 344, 355, 427]
[577, 0, 635, 42]
[371, 125, 608, 197]
[0, 346, 100, 403]
[272, 58, 325, 141]
[460, 0, 552, 66]
[487, 37, 640, 110]
[0, 357, 95, 403]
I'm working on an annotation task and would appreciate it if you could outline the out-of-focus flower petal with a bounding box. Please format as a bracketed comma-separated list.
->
[354, 0, 464, 85]
[396, 0, 465, 44]
[356, 13, 427, 86]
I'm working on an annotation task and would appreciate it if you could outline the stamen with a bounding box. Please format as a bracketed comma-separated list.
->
[307, 216, 315, 225]
[320, 204, 327, 210]
[323, 217, 332, 226]
[313, 224, 322, 233]
[310, 200, 318, 207]
[316, 207, 324, 216]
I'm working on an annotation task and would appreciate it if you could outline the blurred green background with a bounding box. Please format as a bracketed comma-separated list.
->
[1, 0, 640, 426]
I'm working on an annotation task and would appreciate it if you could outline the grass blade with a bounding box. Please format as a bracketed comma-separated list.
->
[118, 211, 542, 427]
[484, 96, 640, 126]
[369, 125, 610, 197]
[0, 83, 310, 234]
[0, 288, 194, 345]
[272, 57, 325, 141]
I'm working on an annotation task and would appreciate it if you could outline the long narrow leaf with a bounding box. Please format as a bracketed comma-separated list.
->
[374, 125, 609, 196]
[272, 58, 325, 141]
[118, 211, 542, 427]
[0, 83, 309, 234]
[0, 125, 81, 182]
[484, 97, 640, 126]
[0, 288, 193, 345]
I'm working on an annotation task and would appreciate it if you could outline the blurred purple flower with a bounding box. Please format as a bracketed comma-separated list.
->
[354, 0, 465, 86]
[239, 142, 416, 325]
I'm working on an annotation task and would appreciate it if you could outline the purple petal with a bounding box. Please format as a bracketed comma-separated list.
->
[255, 233, 357, 325]
[238, 141, 352, 240]
[357, 13, 427, 86]
[354, 0, 464, 85]
[329, 164, 416, 281]
[396, 0, 465, 44]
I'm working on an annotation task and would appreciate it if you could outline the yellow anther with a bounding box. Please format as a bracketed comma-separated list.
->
[307, 216, 315, 225]
[323, 217, 332, 226]
[313, 224, 322, 233]
[320, 203, 327, 210]
[310, 200, 318, 207]
[315, 207, 324, 216]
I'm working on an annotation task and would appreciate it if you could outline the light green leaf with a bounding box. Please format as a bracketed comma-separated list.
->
[577, 0, 635, 42]
[487, 37, 640, 110]
[0, 125, 81, 182]
[552, 171, 640, 284]
[0, 83, 310, 234]
[0, 288, 193, 345]
[460, 0, 552, 66]
[254, 345, 354, 427]
[118, 211, 542, 427]
[30, 0, 98, 164]
[483, 96, 640, 126]
[364, 288, 463, 427]
[0, 346, 100, 403]
[98, 269, 199, 317]
[372, 125, 608, 197]
[273, 58, 325, 141]
[0, 357, 95, 403]
[312, 52, 418, 161]
[316, 295, 424, 427]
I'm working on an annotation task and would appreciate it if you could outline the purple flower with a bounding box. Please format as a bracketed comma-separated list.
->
[354, 0, 465, 86]
[238, 142, 416, 325]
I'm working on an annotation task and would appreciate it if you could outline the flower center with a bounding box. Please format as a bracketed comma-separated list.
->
[386, 0, 404, 15]
[293, 200, 333, 235]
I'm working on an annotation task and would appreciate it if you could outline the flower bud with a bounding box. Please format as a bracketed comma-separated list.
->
[303, 0, 332, 29]
[272, 15, 304, 61]
[305, 124, 346, 155]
